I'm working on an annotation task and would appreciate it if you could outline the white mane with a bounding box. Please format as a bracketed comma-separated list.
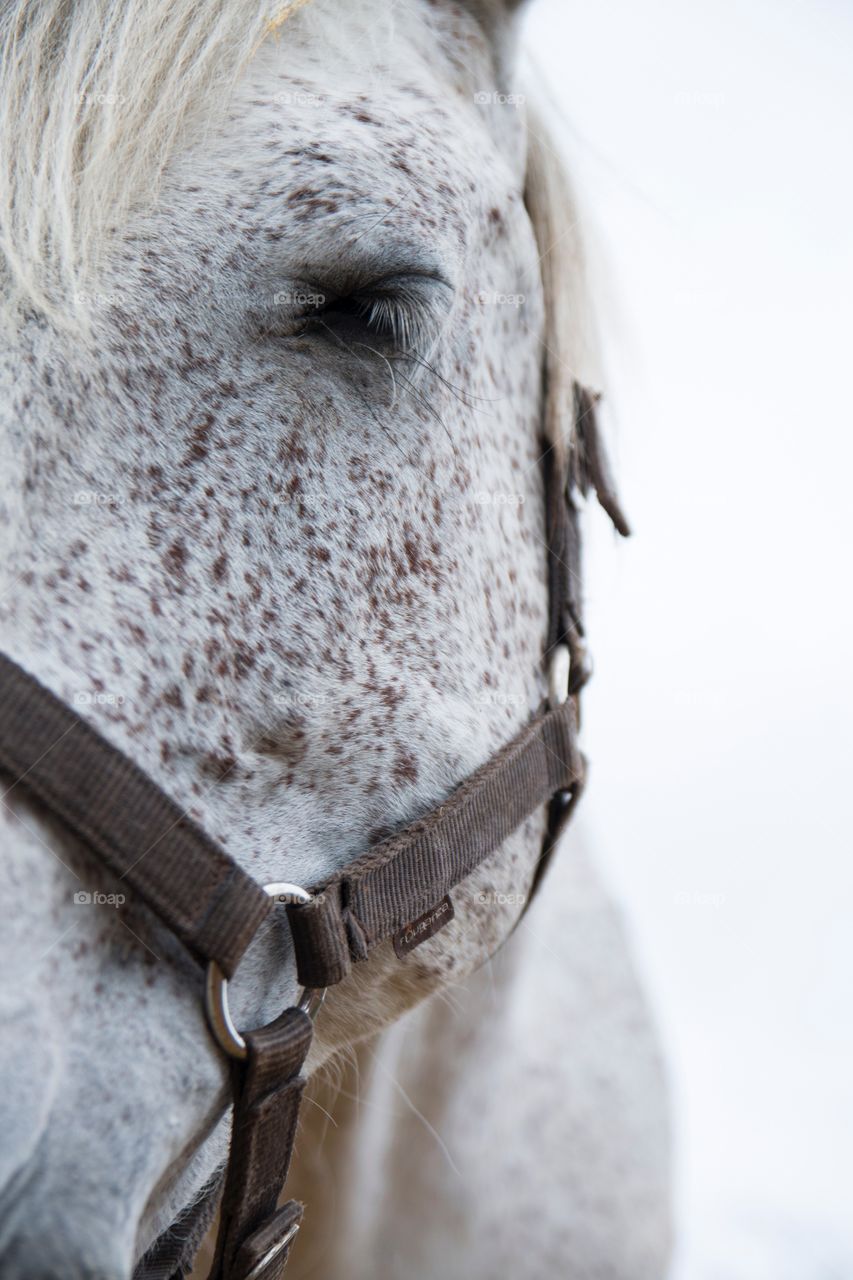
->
[0, 0, 306, 323]
[524, 102, 602, 448]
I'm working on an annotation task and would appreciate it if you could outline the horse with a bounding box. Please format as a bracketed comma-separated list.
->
[0, 1, 671, 1276]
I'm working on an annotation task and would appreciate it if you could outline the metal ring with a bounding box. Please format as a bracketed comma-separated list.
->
[205, 882, 325, 1062]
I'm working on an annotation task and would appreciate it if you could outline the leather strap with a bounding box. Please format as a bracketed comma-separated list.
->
[209, 1007, 313, 1280]
[545, 385, 630, 692]
[286, 696, 583, 988]
[520, 759, 587, 923]
[229, 1202, 303, 1280]
[136, 1011, 312, 1280]
[0, 654, 270, 978]
[571, 383, 630, 539]
[133, 1172, 225, 1280]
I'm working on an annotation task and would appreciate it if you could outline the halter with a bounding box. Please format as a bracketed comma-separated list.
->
[0, 382, 626, 1280]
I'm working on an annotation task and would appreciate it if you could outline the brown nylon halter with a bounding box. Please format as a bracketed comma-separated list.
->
[0, 382, 626, 1280]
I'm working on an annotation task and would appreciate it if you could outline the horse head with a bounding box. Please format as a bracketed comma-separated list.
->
[0, 1, 608, 1274]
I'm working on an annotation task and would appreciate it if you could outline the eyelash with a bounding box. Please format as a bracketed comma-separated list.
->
[297, 276, 448, 353]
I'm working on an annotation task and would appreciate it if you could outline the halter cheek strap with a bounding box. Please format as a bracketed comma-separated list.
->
[285, 695, 582, 989]
[0, 384, 626, 1280]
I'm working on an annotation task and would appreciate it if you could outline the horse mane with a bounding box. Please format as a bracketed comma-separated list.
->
[0, 0, 298, 323]
[523, 103, 603, 455]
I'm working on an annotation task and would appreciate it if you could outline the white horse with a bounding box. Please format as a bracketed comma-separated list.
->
[0, 1, 671, 1276]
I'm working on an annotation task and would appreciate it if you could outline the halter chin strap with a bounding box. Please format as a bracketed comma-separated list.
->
[0, 384, 626, 1280]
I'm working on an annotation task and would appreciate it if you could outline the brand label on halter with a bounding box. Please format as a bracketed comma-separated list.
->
[393, 895, 455, 959]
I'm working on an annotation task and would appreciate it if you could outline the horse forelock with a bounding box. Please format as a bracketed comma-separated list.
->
[0, 0, 313, 327]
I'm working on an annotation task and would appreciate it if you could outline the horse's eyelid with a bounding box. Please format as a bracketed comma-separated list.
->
[284, 273, 450, 349]
[319, 275, 447, 317]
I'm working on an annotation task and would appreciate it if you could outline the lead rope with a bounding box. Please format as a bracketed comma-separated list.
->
[0, 383, 626, 1280]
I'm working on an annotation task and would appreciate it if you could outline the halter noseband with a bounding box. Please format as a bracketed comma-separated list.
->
[0, 381, 626, 1280]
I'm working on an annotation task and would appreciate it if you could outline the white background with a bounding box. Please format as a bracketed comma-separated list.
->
[526, 1, 853, 1275]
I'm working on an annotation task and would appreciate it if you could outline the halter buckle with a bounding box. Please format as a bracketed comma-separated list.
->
[205, 882, 325, 1062]
[242, 1220, 300, 1280]
[547, 644, 571, 708]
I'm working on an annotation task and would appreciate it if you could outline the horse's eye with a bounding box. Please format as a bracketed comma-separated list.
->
[283, 273, 452, 354]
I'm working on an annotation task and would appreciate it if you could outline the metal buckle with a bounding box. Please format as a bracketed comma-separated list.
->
[547, 644, 571, 708]
[205, 882, 325, 1062]
[242, 1220, 300, 1280]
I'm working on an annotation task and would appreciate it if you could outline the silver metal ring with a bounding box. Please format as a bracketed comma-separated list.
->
[205, 882, 325, 1062]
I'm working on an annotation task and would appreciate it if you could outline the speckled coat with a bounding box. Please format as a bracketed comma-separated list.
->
[0, 2, 671, 1276]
